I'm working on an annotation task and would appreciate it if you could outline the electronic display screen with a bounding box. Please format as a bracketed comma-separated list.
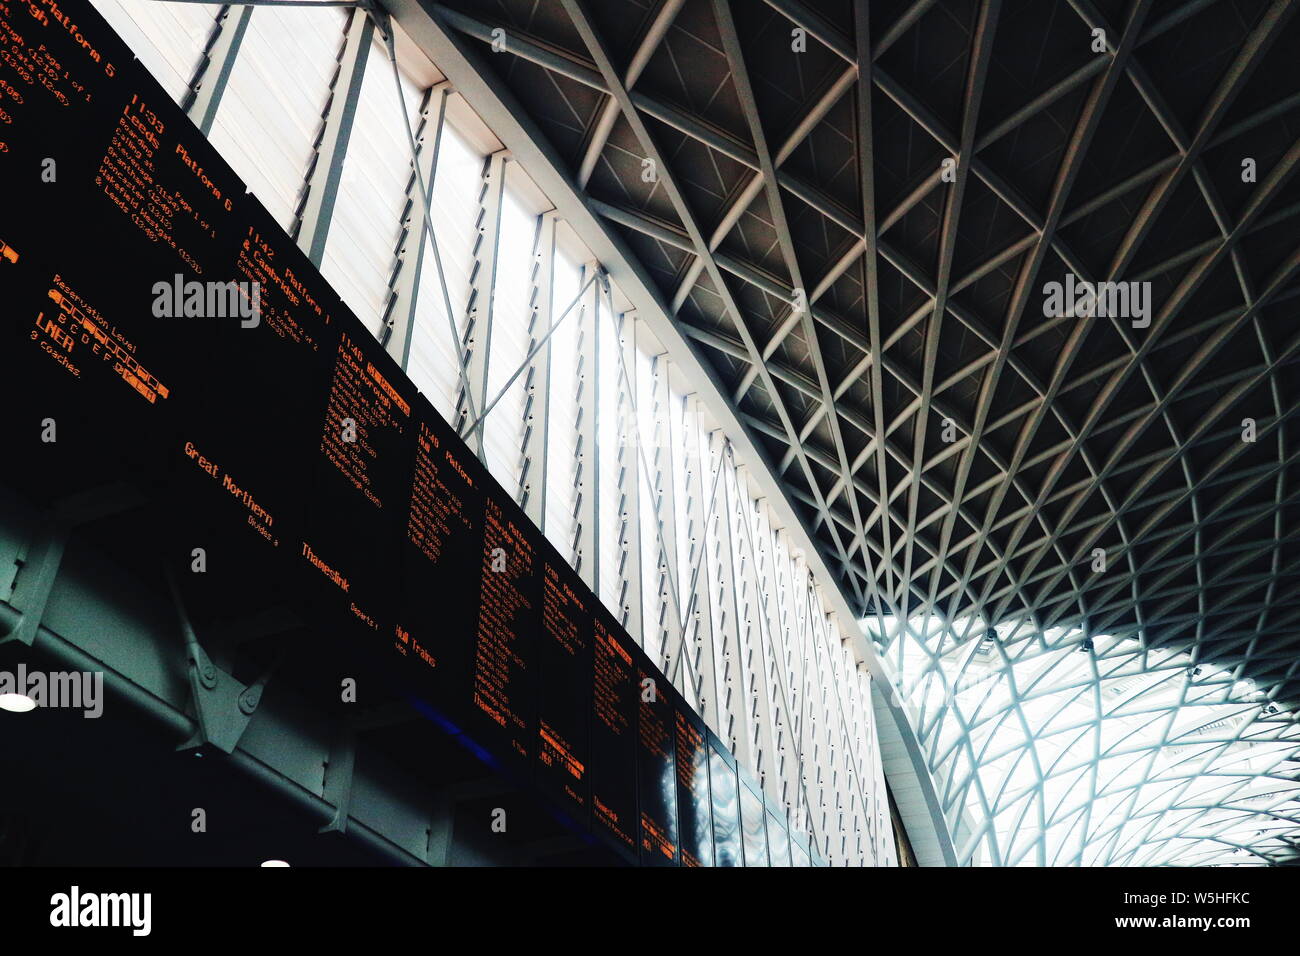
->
[589, 609, 638, 860]
[535, 556, 591, 816]
[635, 668, 678, 865]
[674, 704, 713, 867]
[0, 0, 815, 866]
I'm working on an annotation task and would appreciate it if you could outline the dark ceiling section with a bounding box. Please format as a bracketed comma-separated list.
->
[430, 0, 1300, 699]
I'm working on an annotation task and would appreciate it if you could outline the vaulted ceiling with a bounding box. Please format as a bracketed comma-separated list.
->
[424, 0, 1300, 704]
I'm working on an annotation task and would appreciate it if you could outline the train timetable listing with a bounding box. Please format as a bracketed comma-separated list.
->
[0, 0, 824, 867]
[472, 496, 537, 763]
[590, 614, 637, 858]
[237, 223, 332, 354]
[394, 408, 482, 698]
[321, 331, 410, 509]
[637, 668, 678, 865]
[95, 94, 230, 276]
[675, 709, 713, 867]
[536, 559, 591, 815]
[0, 0, 119, 171]
[0, 0, 103, 115]
[406, 417, 477, 566]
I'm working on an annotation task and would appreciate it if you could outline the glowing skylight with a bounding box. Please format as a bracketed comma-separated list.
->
[864, 614, 1300, 866]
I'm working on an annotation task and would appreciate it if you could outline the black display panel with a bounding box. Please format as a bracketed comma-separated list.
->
[674, 703, 713, 867]
[635, 669, 678, 865]
[535, 556, 591, 816]
[468, 492, 540, 770]
[588, 610, 638, 861]
[394, 396, 483, 711]
[0, 0, 823, 866]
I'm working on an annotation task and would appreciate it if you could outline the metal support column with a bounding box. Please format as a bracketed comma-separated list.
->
[519, 212, 557, 528]
[678, 414, 723, 731]
[459, 149, 508, 459]
[295, 7, 374, 267]
[614, 312, 645, 645]
[572, 261, 602, 590]
[382, 83, 451, 368]
[182, 3, 253, 136]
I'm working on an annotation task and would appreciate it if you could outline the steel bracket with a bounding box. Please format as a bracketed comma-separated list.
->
[165, 567, 271, 754]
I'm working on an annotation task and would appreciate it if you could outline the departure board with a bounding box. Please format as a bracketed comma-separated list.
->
[674, 707, 713, 867]
[589, 611, 638, 860]
[396, 397, 481, 704]
[636, 669, 679, 865]
[535, 558, 591, 815]
[0, 0, 823, 866]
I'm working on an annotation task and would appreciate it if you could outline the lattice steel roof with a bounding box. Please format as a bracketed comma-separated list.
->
[426, 0, 1300, 697]
[871, 613, 1300, 865]
[420, 0, 1300, 862]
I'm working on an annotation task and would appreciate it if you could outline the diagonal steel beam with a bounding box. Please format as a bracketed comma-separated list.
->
[926, 0, 1155, 636]
[993, 142, 1300, 634]
[555, 0, 867, 607]
[576, 0, 684, 188]
[897, 0, 1001, 619]
[713, 0, 878, 614]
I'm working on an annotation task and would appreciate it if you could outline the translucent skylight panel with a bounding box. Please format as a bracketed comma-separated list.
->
[207, 4, 344, 229]
[91, 0, 214, 103]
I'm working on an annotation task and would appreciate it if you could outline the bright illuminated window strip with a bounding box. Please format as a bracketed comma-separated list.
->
[594, 300, 626, 614]
[90, 0, 216, 103]
[98, 0, 898, 866]
[480, 182, 538, 491]
[407, 117, 481, 425]
[206, 4, 344, 230]
[867, 614, 1300, 865]
[319, 34, 417, 336]
[542, 254, 583, 558]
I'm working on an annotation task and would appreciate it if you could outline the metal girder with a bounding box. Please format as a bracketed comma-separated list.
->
[575, 0, 684, 189]
[295, 7, 373, 265]
[419, 2, 1298, 633]
[852, 0, 897, 617]
[182, 3, 253, 135]
[680, 420, 723, 730]
[555, 0, 868, 611]
[894, 0, 1000, 626]
[923, 0, 1156, 642]
[714, 0, 877, 625]
[1, 485, 147, 648]
[459, 149, 508, 459]
[164, 567, 271, 754]
[572, 262, 602, 591]
[520, 212, 558, 529]
[374, 0, 1300, 868]
[381, 83, 451, 367]
[988, 135, 1300, 633]
[615, 313, 645, 642]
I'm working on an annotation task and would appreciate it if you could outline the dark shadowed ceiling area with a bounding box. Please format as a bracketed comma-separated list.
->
[422, 0, 1300, 703]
